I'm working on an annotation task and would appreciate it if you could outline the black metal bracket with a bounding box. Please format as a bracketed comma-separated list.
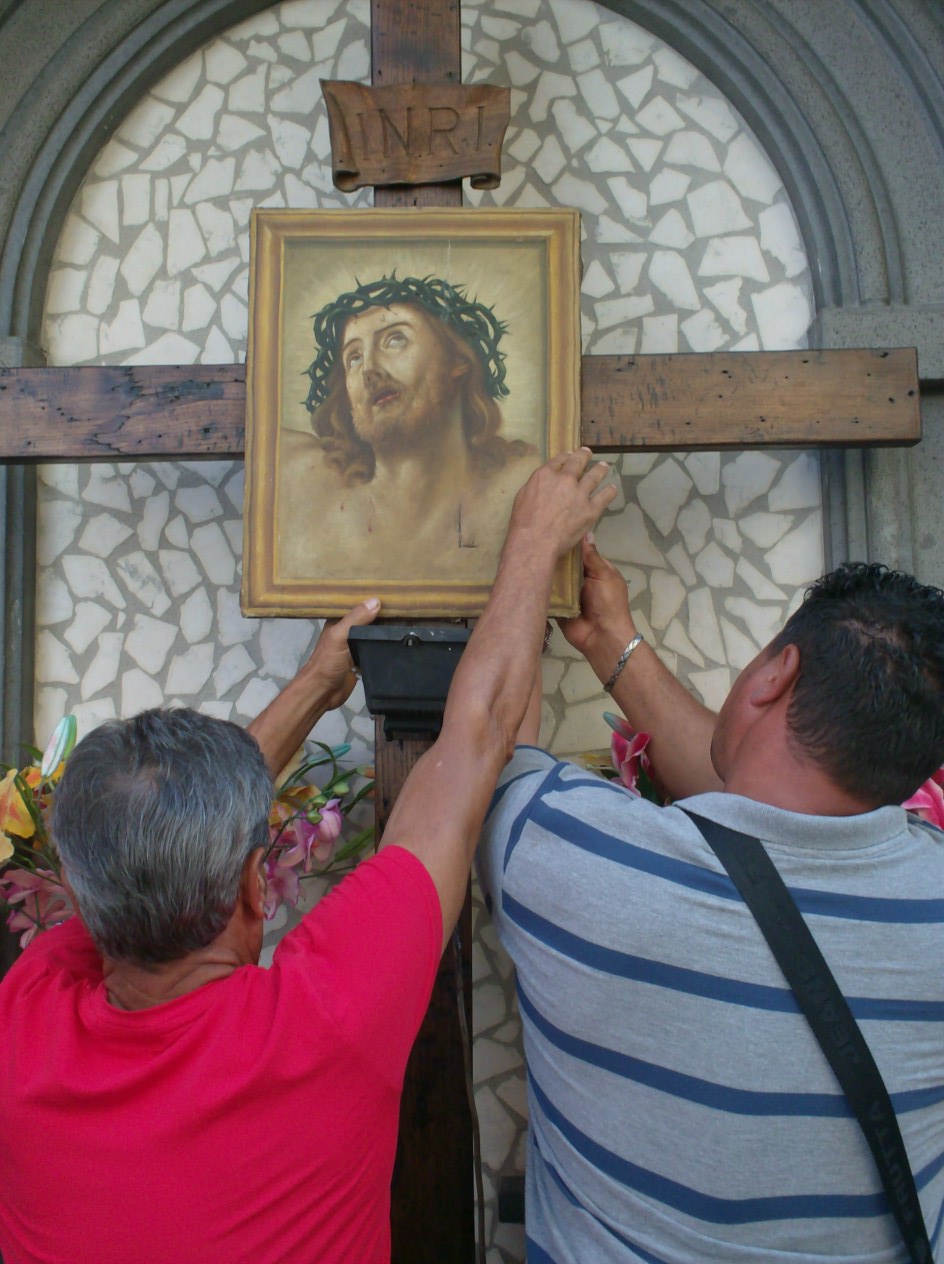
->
[348, 624, 472, 741]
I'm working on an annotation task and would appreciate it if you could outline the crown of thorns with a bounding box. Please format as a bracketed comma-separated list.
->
[304, 274, 508, 411]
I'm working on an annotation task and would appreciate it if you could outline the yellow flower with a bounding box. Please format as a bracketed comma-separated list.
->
[0, 769, 36, 839]
[0, 833, 13, 864]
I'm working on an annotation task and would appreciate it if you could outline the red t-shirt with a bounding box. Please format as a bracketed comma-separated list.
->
[0, 845, 441, 1264]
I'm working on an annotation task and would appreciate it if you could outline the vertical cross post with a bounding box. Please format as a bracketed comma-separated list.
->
[369, 2, 474, 1261]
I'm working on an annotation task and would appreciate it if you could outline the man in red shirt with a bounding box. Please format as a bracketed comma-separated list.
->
[0, 449, 614, 1264]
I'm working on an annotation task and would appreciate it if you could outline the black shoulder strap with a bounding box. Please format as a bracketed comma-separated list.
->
[683, 809, 932, 1264]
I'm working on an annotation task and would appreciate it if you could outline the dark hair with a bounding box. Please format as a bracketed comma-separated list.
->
[52, 708, 273, 964]
[312, 309, 533, 487]
[768, 563, 944, 806]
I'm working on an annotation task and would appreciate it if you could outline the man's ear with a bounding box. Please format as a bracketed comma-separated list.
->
[748, 643, 800, 706]
[240, 847, 267, 921]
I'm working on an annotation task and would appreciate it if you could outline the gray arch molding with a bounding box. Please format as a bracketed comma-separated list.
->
[0, 0, 941, 760]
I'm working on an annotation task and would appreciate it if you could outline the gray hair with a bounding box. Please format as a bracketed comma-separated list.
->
[52, 708, 273, 965]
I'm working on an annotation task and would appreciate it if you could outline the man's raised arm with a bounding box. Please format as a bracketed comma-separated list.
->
[247, 599, 381, 776]
[380, 450, 617, 949]
[560, 534, 722, 799]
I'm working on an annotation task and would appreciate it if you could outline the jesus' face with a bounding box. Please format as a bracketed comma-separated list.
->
[340, 303, 468, 454]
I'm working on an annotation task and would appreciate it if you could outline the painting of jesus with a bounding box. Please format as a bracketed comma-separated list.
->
[243, 208, 581, 617]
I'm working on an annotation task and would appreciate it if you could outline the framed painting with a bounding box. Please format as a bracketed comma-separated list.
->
[242, 207, 582, 618]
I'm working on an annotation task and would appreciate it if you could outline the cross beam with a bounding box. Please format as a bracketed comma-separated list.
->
[0, 347, 919, 461]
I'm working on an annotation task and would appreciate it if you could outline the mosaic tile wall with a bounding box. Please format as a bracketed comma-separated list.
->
[37, 1, 819, 1259]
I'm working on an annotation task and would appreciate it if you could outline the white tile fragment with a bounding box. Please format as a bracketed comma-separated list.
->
[83, 467, 132, 513]
[82, 633, 125, 699]
[663, 618, 705, 667]
[114, 552, 171, 615]
[64, 602, 112, 655]
[637, 458, 693, 536]
[649, 570, 686, 629]
[769, 453, 821, 511]
[176, 485, 223, 524]
[213, 644, 257, 694]
[751, 283, 812, 350]
[681, 308, 727, 352]
[158, 549, 203, 597]
[599, 20, 655, 66]
[698, 235, 770, 282]
[721, 617, 760, 669]
[677, 93, 739, 142]
[735, 556, 787, 601]
[36, 573, 74, 625]
[721, 451, 781, 515]
[694, 541, 735, 587]
[166, 643, 215, 695]
[190, 523, 236, 586]
[724, 597, 783, 649]
[135, 492, 169, 553]
[687, 586, 726, 662]
[640, 314, 677, 352]
[649, 168, 691, 205]
[78, 514, 133, 558]
[100, 299, 146, 355]
[177, 85, 226, 141]
[167, 209, 207, 275]
[36, 631, 80, 685]
[649, 210, 693, 250]
[46, 269, 87, 314]
[142, 280, 181, 330]
[764, 512, 824, 585]
[152, 54, 202, 104]
[635, 96, 684, 135]
[185, 159, 237, 205]
[649, 250, 700, 309]
[125, 615, 178, 674]
[121, 669, 165, 716]
[704, 278, 747, 335]
[180, 589, 214, 644]
[759, 203, 807, 278]
[739, 512, 795, 548]
[120, 224, 164, 295]
[724, 133, 782, 204]
[663, 131, 720, 172]
[677, 499, 711, 553]
[522, 20, 559, 61]
[687, 180, 751, 236]
[615, 66, 653, 109]
[80, 182, 121, 244]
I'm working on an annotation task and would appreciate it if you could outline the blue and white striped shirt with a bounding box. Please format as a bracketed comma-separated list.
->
[478, 746, 944, 1262]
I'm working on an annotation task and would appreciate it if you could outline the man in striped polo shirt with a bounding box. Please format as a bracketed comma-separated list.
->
[479, 535, 944, 1262]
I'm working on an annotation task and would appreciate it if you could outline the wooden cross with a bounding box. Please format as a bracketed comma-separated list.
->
[0, 1, 920, 1260]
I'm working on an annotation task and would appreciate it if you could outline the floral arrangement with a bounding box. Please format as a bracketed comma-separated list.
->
[0, 719, 375, 949]
[264, 742, 375, 918]
[599, 711, 944, 829]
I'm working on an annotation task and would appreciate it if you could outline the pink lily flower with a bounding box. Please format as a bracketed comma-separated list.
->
[0, 867, 72, 948]
[903, 769, 944, 830]
[263, 854, 300, 920]
[607, 714, 654, 797]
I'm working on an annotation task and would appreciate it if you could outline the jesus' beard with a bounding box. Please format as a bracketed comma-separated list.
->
[349, 361, 461, 458]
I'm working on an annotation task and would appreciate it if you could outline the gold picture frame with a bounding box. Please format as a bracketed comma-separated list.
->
[242, 207, 582, 618]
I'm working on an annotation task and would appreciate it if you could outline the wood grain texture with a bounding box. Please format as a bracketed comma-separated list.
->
[370, 4, 474, 1261]
[373, 720, 475, 1264]
[581, 347, 920, 450]
[0, 364, 247, 459]
[0, 348, 919, 460]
